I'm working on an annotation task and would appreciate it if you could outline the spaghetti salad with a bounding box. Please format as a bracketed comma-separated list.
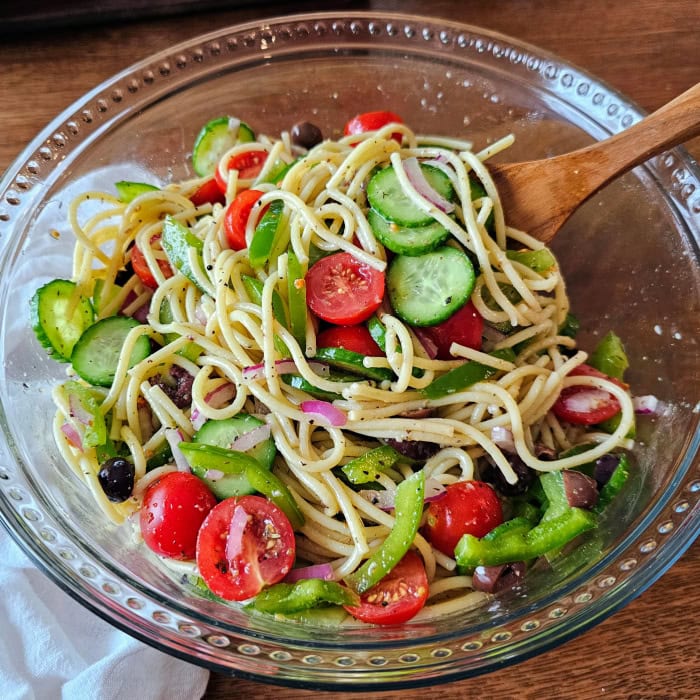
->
[31, 110, 637, 625]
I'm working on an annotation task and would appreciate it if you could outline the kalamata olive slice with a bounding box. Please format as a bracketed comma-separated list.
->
[534, 443, 557, 461]
[562, 469, 599, 509]
[291, 121, 323, 149]
[98, 457, 135, 502]
[472, 561, 526, 593]
[481, 455, 534, 497]
[384, 438, 440, 462]
[594, 453, 620, 487]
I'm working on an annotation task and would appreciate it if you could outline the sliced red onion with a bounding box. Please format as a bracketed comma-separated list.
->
[472, 562, 526, 593]
[562, 469, 599, 510]
[164, 427, 190, 472]
[243, 359, 330, 381]
[61, 422, 83, 450]
[491, 426, 516, 454]
[411, 326, 439, 360]
[68, 393, 93, 426]
[403, 157, 455, 214]
[359, 477, 445, 512]
[300, 400, 347, 427]
[284, 562, 335, 583]
[204, 469, 225, 481]
[230, 424, 271, 452]
[225, 504, 250, 563]
[633, 394, 659, 415]
[190, 408, 206, 431]
[131, 300, 151, 323]
[191, 383, 238, 429]
[194, 301, 208, 326]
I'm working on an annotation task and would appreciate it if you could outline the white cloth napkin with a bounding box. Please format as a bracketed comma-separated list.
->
[0, 527, 210, 700]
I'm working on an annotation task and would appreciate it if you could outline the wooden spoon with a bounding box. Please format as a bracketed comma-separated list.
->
[488, 82, 700, 243]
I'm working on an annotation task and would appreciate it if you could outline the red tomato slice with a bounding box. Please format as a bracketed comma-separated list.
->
[344, 111, 404, 143]
[552, 364, 625, 425]
[190, 177, 226, 207]
[215, 149, 268, 193]
[316, 325, 384, 356]
[224, 189, 265, 250]
[344, 551, 428, 625]
[196, 495, 296, 602]
[422, 480, 503, 557]
[305, 252, 385, 325]
[130, 235, 174, 290]
[139, 472, 217, 560]
[419, 300, 484, 359]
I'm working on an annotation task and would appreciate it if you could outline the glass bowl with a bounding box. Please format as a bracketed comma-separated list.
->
[0, 11, 698, 689]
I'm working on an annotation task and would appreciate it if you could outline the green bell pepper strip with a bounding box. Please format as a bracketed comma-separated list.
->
[558, 312, 580, 339]
[455, 507, 596, 570]
[60, 381, 107, 449]
[178, 442, 304, 529]
[422, 348, 516, 399]
[341, 445, 401, 485]
[344, 469, 425, 594]
[314, 346, 394, 382]
[249, 579, 360, 614]
[286, 248, 307, 348]
[158, 298, 203, 362]
[367, 315, 387, 352]
[241, 274, 291, 358]
[594, 454, 630, 514]
[589, 331, 629, 381]
[249, 200, 290, 268]
[505, 248, 556, 273]
[115, 180, 158, 203]
[161, 216, 207, 292]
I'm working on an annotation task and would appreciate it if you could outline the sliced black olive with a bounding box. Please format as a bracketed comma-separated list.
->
[472, 561, 526, 593]
[149, 365, 194, 409]
[562, 469, 599, 509]
[98, 457, 135, 503]
[384, 438, 440, 462]
[593, 453, 621, 488]
[481, 455, 534, 497]
[291, 121, 323, 149]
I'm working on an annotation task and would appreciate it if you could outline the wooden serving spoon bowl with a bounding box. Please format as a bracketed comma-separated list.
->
[489, 82, 700, 244]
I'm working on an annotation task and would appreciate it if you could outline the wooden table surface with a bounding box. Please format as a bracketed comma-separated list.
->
[1, 1, 698, 698]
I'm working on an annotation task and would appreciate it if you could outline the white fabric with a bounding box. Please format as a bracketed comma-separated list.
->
[0, 527, 210, 700]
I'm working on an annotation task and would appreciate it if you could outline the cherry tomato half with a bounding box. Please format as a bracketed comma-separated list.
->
[140, 472, 217, 560]
[190, 177, 226, 207]
[420, 300, 484, 360]
[552, 363, 625, 425]
[130, 235, 173, 290]
[215, 149, 268, 193]
[423, 480, 503, 557]
[316, 325, 384, 357]
[224, 189, 265, 250]
[196, 495, 296, 602]
[305, 252, 385, 325]
[344, 111, 404, 143]
[344, 551, 428, 625]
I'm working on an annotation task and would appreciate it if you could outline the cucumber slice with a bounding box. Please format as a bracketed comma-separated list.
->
[367, 208, 450, 256]
[115, 181, 158, 203]
[366, 163, 454, 227]
[387, 246, 476, 326]
[30, 279, 94, 361]
[71, 316, 151, 387]
[194, 415, 276, 471]
[192, 116, 255, 177]
[313, 346, 394, 382]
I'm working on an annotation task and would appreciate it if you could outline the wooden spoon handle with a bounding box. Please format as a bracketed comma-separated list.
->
[563, 81, 700, 193]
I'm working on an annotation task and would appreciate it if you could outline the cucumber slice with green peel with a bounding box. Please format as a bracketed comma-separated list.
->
[387, 246, 476, 326]
[194, 415, 276, 471]
[313, 346, 394, 382]
[115, 181, 158, 203]
[367, 208, 450, 256]
[30, 279, 94, 361]
[71, 316, 151, 387]
[366, 163, 454, 228]
[192, 116, 255, 177]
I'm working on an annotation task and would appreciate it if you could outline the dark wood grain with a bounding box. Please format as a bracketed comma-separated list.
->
[1, 1, 698, 698]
